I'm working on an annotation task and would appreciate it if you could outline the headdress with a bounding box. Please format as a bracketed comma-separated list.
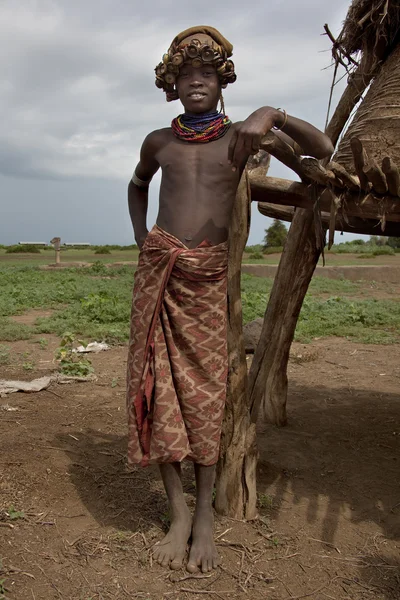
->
[155, 26, 237, 102]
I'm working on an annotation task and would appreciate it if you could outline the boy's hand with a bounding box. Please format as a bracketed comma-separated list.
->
[228, 107, 282, 171]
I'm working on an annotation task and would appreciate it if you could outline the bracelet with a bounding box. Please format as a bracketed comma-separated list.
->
[273, 108, 288, 131]
[131, 171, 152, 188]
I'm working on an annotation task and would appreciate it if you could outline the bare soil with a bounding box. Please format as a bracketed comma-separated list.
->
[0, 336, 399, 600]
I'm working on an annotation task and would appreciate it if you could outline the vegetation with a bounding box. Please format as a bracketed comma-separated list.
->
[387, 236, 400, 249]
[55, 332, 94, 377]
[0, 264, 397, 346]
[328, 239, 395, 256]
[6, 244, 41, 254]
[263, 219, 287, 249]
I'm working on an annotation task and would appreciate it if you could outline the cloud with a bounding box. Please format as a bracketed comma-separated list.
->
[1, 0, 360, 245]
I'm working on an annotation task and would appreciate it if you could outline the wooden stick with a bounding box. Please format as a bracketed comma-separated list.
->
[363, 158, 388, 194]
[216, 169, 257, 521]
[260, 131, 306, 180]
[249, 173, 400, 222]
[328, 191, 341, 249]
[257, 201, 400, 236]
[300, 158, 336, 186]
[248, 208, 321, 426]
[327, 161, 360, 191]
[382, 156, 400, 196]
[350, 137, 370, 191]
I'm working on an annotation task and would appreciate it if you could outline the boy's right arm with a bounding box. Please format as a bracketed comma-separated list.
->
[128, 131, 161, 249]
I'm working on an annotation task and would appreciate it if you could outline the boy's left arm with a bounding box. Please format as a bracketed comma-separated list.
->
[228, 106, 334, 170]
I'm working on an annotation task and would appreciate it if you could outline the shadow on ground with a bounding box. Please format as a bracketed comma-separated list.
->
[56, 429, 197, 536]
[257, 381, 400, 598]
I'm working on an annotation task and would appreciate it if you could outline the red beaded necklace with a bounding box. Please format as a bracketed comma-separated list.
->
[171, 111, 232, 143]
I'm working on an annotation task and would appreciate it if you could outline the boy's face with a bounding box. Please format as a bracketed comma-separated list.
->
[176, 63, 221, 114]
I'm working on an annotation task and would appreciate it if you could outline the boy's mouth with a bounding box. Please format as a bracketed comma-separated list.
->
[188, 92, 206, 100]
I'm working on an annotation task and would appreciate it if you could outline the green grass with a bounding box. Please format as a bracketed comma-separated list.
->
[2, 246, 399, 267]
[0, 248, 140, 266]
[0, 266, 399, 345]
[240, 274, 400, 344]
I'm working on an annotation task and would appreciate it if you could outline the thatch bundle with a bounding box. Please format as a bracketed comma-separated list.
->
[335, 0, 400, 72]
[332, 0, 400, 193]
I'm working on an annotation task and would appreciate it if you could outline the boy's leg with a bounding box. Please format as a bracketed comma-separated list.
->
[153, 463, 192, 569]
[187, 463, 219, 573]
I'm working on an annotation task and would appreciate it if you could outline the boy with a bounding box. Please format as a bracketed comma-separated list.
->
[127, 26, 333, 574]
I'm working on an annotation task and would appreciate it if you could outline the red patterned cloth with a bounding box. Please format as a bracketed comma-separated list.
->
[126, 225, 228, 467]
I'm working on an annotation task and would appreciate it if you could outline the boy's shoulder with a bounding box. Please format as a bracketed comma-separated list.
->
[142, 127, 173, 152]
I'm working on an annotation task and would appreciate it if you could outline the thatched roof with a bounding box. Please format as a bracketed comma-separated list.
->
[335, 0, 400, 70]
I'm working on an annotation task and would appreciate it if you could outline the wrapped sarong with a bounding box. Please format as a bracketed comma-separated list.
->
[126, 225, 228, 467]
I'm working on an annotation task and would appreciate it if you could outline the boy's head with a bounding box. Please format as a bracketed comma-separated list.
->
[155, 26, 236, 104]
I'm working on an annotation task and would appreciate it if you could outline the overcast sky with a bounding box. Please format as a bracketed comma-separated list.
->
[0, 0, 358, 246]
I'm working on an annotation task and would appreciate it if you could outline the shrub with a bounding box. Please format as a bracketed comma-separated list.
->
[245, 244, 263, 254]
[94, 247, 111, 254]
[6, 245, 41, 254]
[387, 237, 400, 249]
[372, 246, 395, 256]
[263, 246, 283, 255]
[248, 252, 264, 260]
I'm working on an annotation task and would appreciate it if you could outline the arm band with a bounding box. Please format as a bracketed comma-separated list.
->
[131, 171, 152, 188]
[273, 108, 288, 131]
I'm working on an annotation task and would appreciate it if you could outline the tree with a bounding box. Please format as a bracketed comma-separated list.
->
[387, 237, 400, 249]
[369, 235, 388, 246]
[263, 219, 287, 249]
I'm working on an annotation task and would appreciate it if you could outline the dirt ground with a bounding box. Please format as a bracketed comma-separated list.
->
[0, 329, 399, 600]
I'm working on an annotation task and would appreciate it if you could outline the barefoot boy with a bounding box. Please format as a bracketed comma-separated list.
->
[127, 26, 333, 573]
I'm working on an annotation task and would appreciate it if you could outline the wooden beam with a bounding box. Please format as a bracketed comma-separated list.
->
[260, 131, 305, 180]
[248, 208, 321, 426]
[301, 157, 336, 186]
[216, 170, 257, 521]
[350, 137, 371, 191]
[249, 173, 400, 223]
[328, 161, 360, 191]
[363, 158, 388, 195]
[257, 201, 400, 237]
[382, 157, 400, 197]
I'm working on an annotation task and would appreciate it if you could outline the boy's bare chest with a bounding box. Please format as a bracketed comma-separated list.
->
[157, 133, 235, 179]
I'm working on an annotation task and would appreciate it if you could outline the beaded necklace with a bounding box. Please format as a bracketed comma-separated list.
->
[171, 111, 231, 143]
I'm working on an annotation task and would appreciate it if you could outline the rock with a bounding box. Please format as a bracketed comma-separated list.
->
[243, 318, 264, 353]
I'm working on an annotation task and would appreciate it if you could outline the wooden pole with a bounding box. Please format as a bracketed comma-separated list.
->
[216, 170, 258, 520]
[257, 201, 400, 236]
[382, 157, 400, 197]
[249, 173, 400, 223]
[248, 206, 321, 426]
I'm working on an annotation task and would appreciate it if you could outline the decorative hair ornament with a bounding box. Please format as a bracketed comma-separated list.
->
[155, 26, 237, 102]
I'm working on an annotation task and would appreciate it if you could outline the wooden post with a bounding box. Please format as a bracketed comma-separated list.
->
[257, 201, 400, 236]
[216, 170, 258, 520]
[50, 237, 61, 265]
[248, 207, 321, 426]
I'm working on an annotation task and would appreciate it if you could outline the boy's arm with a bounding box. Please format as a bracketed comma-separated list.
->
[128, 132, 161, 249]
[228, 107, 334, 170]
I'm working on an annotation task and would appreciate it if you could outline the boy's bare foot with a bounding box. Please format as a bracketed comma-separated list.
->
[153, 507, 192, 569]
[187, 505, 219, 573]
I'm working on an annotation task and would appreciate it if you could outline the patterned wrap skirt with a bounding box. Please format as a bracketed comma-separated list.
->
[126, 225, 228, 467]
